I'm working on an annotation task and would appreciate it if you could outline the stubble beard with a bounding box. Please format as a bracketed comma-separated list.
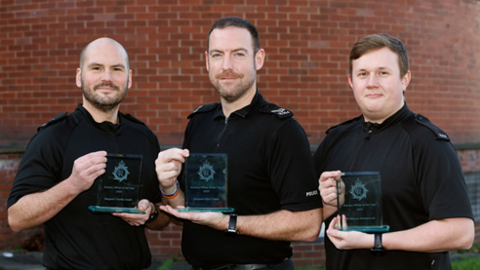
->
[210, 64, 257, 103]
[81, 77, 128, 113]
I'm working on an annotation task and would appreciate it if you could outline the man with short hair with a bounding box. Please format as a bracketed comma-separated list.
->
[156, 17, 323, 269]
[315, 33, 474, 269]
[8, 37, 170, 270]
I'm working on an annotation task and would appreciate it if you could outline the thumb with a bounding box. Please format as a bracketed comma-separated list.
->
[137, 199, 151, 213]
[326, 228, 341, 239]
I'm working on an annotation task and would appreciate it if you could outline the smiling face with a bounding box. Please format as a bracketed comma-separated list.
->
[205, 26, 264, 104]
[348, 47, 411, 123]
[76, 38, 132, 114]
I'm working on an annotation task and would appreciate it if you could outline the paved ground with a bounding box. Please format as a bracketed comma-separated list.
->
[0, 251, 44, 270]
[0, 251, 191, 270]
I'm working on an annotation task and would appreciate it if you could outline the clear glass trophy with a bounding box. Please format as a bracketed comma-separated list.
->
[179, 153, 234, 213]
[88, 153, 145, 214]
[336, 171, 389, 233]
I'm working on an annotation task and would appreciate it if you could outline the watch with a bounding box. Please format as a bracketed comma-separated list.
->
[371, 233, 386, 256]
[146, 204, 159, 223]
[224, 214, 238, 237]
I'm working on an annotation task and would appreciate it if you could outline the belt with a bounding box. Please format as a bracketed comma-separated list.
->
[192, 258, 290, 270]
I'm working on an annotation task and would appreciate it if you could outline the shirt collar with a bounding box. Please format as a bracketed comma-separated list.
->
[361, 103, 413, 133]
[76, 104, 122, 132]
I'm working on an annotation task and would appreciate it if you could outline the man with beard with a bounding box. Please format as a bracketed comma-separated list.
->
[155, 17, 323, 269]
[7, 37, 170, 270]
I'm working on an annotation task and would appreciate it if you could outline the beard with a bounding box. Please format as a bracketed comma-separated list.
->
[209, 66, 256, 103]
[81, 77, 128, 113]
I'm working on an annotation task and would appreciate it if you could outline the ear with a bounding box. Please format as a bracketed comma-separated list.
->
[76, 68, 82, 88]
[254, 49, 265, 71]
[205, 51, 209, 72]
[402, 70, 411, 93]
[128, 69, 133, 89]
[348, 75, 353, 90]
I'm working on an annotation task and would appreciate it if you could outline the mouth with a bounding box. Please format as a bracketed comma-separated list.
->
[220, 77, 238, 81]
[366, 93, 382, 99]
[94, 83, 119, 92]
[217, 72, 242, 81]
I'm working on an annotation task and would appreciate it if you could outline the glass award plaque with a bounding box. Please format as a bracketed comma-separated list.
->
[179, 153, 234, 213]
[88, 153, 145, 214]
[336, 172, 389, 233]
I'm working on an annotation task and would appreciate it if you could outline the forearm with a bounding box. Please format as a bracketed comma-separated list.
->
[322, 204, 337, 220]
[383, 218, 474, 252]
[237, 208, 322, 242]
[8, 178, 79, 232]
[160, 191, 185, 226]
[161, 191, 185, 209]
[145, 203, 172, 230]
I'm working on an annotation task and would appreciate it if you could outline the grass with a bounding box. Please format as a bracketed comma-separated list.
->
[450, 242, 480, 270]
[158, 257, 174, 270]
[452, 257, 480, 270]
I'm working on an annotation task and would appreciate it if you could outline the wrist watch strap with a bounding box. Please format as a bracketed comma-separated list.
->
[146, 204, 158, 223]
[225, 214, 238, 236]
[371, 233, 386, 256]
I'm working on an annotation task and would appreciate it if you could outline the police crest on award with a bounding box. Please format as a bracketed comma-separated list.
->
[198, 159, 215, 182]
[112, 160, 130, 182]
[349, 178, 368, 201]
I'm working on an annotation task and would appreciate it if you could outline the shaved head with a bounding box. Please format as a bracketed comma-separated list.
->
[79, 37, 130, 70]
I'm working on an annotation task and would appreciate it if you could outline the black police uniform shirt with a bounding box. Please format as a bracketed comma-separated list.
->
[7, 104, 162, 270]
[313, 104, 473, 270]
[180, 91, 322, 266]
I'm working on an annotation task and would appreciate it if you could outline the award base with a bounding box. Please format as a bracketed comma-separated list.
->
[340, 225, 390, 233]
[178, 207, 234, 213]
[88, 206, 145, 214]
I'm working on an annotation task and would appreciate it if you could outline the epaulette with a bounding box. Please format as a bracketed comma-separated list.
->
[37, 112, 68, 132]
[259, 103, 293, 119]
[325, 115, 362, 134]
[187, 103, 220, 119]
[414, 114, 450, 141]
[122, 113, 146, 126]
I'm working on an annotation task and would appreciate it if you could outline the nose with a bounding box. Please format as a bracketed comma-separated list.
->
[366, 74, 378, 88]
[101, 70, 113, 82]
[221, 54, 233, 71]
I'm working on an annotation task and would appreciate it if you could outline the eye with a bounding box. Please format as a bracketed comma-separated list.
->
[211, 53, 221, 58]
[234, 52, 245, 57]
[358, 72, 367, 77]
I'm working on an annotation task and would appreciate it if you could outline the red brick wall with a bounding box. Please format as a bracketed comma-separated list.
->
[0, 152, 43, 249]
[1, 0, 480, 146]
[1, 0, 480, 267]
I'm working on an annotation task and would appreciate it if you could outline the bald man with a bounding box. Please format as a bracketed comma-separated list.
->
[7, 37, 169, 270]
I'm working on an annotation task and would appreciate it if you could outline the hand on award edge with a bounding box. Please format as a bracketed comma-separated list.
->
[326, 215, 373, 250]
[69, 151, 108, 194]
[159, 205, 228, 231]
[155, 148, 189, 193]
[319, 170, 345, 207]
[112, 199, 153, 226]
